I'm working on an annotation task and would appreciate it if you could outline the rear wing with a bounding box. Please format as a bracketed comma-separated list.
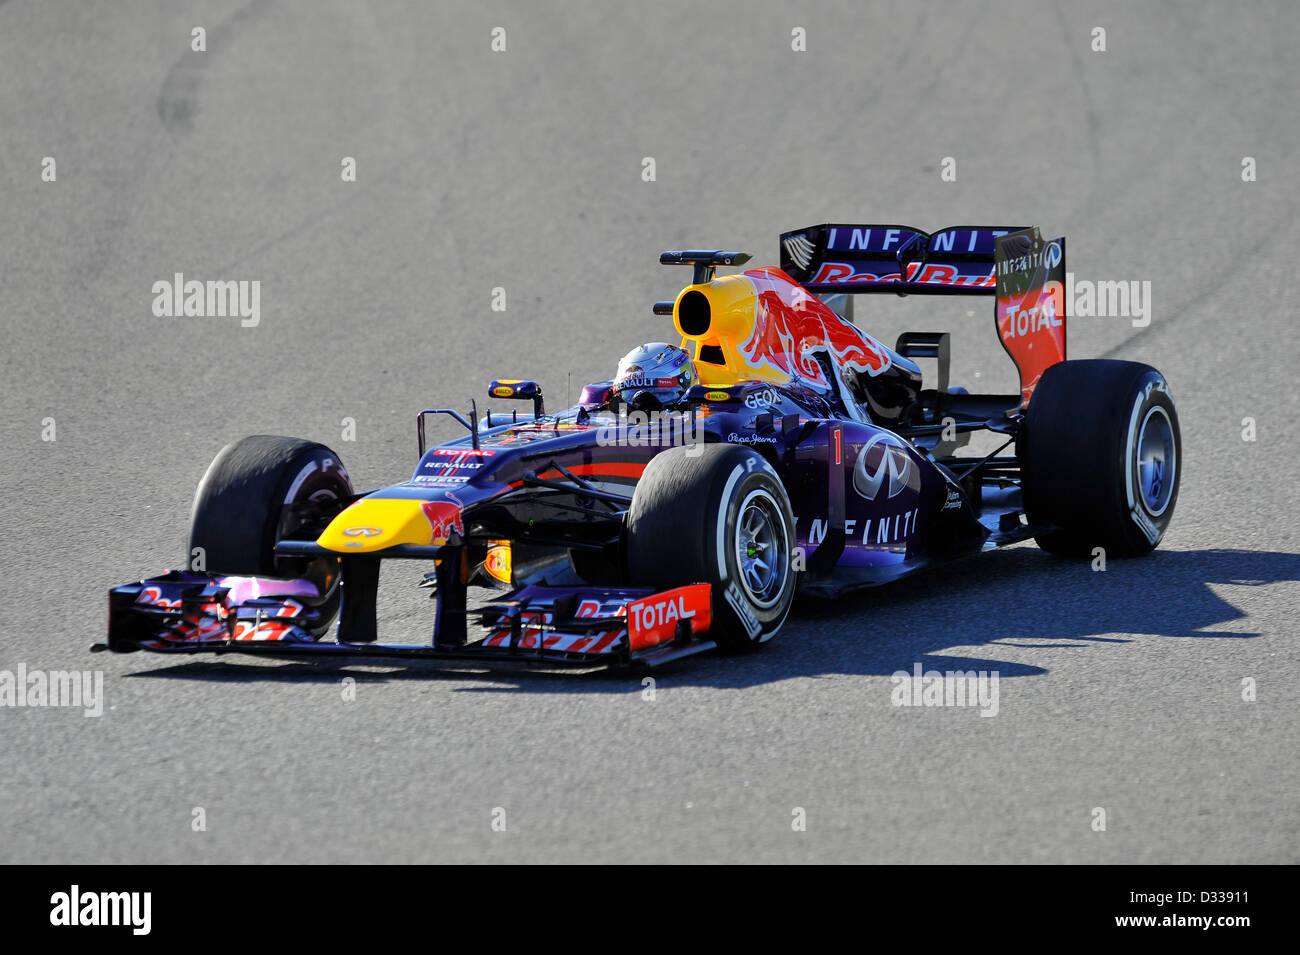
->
[780, 224, 1029, 294]
[779, 223, 1066, 403]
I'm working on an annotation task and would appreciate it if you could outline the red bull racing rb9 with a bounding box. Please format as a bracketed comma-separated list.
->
[99, 224, 1181, 668]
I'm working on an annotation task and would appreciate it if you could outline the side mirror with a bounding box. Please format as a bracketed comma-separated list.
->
[488, 379, 544, 418]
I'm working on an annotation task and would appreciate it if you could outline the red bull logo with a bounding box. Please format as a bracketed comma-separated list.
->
[809, 261, 997, 288]
[740, 270, 891, 388]
[421, 497, 464, 545]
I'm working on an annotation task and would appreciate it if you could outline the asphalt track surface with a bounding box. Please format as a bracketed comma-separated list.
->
[1, 1, 1297, 864]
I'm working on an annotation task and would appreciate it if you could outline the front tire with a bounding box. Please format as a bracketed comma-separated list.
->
[1020, 359, 1180, 557]
[188, 435, 352, 634]
[627, 444, 796, 650]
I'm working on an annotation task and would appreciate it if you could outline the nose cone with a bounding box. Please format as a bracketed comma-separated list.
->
[317, 498, 463, 553]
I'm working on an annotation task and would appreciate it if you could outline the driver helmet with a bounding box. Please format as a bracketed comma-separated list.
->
[613, 342, 696, 411]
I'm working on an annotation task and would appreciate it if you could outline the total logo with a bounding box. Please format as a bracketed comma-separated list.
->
[625, 584, 711, 650]
[432, 448, 495, 457]
[1001, 290, 1063, 339]
[852, 432, 919, 501]
[628, 593, 695, 633]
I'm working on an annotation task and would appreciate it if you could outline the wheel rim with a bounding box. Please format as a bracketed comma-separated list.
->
[276, 484, 343, 604]
[1135, 406, 1176, 517]
[735, 489, 789, 610]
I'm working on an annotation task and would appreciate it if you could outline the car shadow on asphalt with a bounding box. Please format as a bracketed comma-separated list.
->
[123, 547, 1299, 692]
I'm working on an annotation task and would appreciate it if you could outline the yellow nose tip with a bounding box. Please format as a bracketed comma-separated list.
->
[317, 498, 448, 553]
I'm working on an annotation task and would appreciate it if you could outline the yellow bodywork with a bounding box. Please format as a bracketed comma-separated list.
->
[317, 498, 437, 553]
[672, 273, 787, 387]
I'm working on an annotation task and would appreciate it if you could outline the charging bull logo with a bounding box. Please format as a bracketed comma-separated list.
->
[852, 432, 920, 501]
[422, 495, 464, 545]
[740, 271, 891, 390]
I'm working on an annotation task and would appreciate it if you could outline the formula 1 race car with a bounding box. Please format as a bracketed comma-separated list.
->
[98, 224, 1180, 668]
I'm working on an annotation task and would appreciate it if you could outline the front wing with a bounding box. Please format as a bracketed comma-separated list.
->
[97, 571, 715, 668]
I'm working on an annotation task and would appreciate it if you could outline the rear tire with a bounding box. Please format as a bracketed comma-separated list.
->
[1020, 360, 1180, 557]
[627, 444, 796, 650]
[188, 435, 352, 634]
